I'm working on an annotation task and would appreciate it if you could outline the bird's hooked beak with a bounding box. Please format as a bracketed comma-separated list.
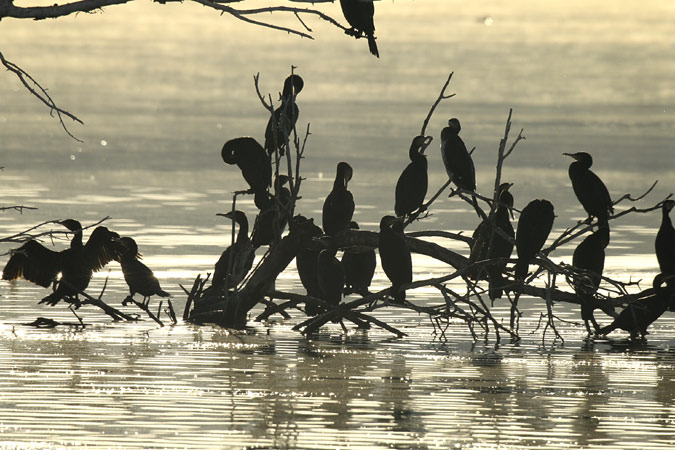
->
[411, 135, 433, 155]
[562, 152, 579, 160]
[343, 166, 353, 187]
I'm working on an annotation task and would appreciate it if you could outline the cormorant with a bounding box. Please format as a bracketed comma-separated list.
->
[394, 135, 431, 218]
[293, 216, 324, 315]
[341, 221, 376, 296]
[441, 118, 476, 193]
[469, 183, 514, 299]
[339, 0, 379, 57]
[515, 199, 555, 280]
[221, 137, 272, 209]
[316, 238, 345, 311]
[322, 161, 355, 236]
[211, 210, 255, 292]
[572, 226, 610, 334]
[251, 175, 292, 248]
[655, 200, 675, 295]
[378, 215, 412, 304]
[2, 219, 120, 306]
[563, 152, 613, 227]
[597, 273, 672, 339]
[264, 74, 304, 156]
[116, 237, 170, 306]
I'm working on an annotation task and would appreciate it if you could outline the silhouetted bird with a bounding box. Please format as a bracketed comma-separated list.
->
[3, 219, 120, 306]
[469, 183, 514, 299]
[116, 237, 169, 306]
[221, 137, 272, 209]
[563, 152, 613, 227]
[342, 222, 376, 296]
[655, 200, 675, 296]
[378, 215, 412, 304]
[251, 175, 292, 248]
[572, 226, 610, 334]
[339, 0, 379, 57]
[395, 135, 431, 218]
[317, 238, 345, 312]
[293, 216, 324, 315]
[211, 211, 255, 292]
[515, 199, 555, 280]
[322, 161, 355, 236]
[598, 274, 672, 339]
[441, 118, 476, 193]
[264, 74, 304, 156]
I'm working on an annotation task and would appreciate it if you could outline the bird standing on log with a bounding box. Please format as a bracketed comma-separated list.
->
[211, 211, 255, 292]
[378, 215, 412, 304]
[322, 161, 355, 236]
[515, 199, 555, 280]
[2, 219, 120, 306]
[339, 0, 379, 57]
[264, 74, 304, 156]
[293, 216, 324, 315]
[395, 136, 430, 218]
[116, 237, 170, 306]
[469, 183, 514, 299]
[563, 152, 613, 227]
[251, 175, 292, 248]
[221, 137, 272, 209]
[342, 221, 376, 297]
[597, 273, 673, 339]
[572, 226, 610, 334]
[441, 118, 476, 193]
[317, 238, 345, 313]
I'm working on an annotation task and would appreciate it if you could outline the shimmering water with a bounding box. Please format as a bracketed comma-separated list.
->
[2, 0, 675, 448]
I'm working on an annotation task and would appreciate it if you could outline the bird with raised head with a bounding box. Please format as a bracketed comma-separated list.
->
[293, 216, 324, 315]
[395, 135, 431, 218]
[655, 200, 675, 295]
[515, 199, 555, 280]
[469, 183, 514, 299]
[322, 161, 355, 236]
[251, 175, 292, 248]
[211, 210, 255, 292]
[563, 151, 613, 227]
[339, 0, 379, 57]
[378, 215, 412, 304]
[264, 74, 304, 156]
[316, 238, 345, 313]
[116, 237, 169, 306]
[572, 226, 610, 334]
[441, 118, 476, 193]
[3, 219, 120, 306]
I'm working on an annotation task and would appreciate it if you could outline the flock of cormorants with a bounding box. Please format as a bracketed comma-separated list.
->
[2, 70, 674, 340]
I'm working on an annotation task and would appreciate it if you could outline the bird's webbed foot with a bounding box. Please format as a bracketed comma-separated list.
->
[121, 295, 134, 306]
[39, 295, 61, 307]
[64, 295, 82, 309]
[344, 27, 360, 38]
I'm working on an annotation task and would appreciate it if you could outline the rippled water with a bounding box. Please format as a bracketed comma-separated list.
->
[2, 0, 675, 448]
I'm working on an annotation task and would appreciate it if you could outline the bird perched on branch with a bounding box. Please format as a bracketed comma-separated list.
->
[441, 118, 476, 193]
[293, 216, 324, 315]
[342, 221, 376, 297]
[515, 199, 555, 280]
[317, 238, 345, 313]
[572, 226, 610, 334]
[563, 151, 613, 227]
[116, 237, 169, 306]
[211, 210, 255, 292]
[597, 273, 673, 339]
[469, 183, 514, 299]
[251, 175, 292, 248]
[378, 215, 412, 304]
[655, 199, 675, 302]
[322, 161, 355, 236]
[264, 74, 304, 156]
[221, 137, 272, 209]
[395, 135, 431, 218]
[339, 0, 379, 57]
[2, 219, 120, 306]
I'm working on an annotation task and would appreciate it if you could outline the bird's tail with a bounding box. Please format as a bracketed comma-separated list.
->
[514, 259, 528, 281]
[393, 285, 406, 304]
[367, 34, 379, 58]
[488, 270, 504, 299]
[158, 289, 170, 298]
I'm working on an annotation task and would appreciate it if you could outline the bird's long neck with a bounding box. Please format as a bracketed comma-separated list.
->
[71, 230, 83, 249]
[662, 207, 672, 230]
[236, 219, 249, 243]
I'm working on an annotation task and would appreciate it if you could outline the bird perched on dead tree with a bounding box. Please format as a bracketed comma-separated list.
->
[339, 0, 379, 57]
[116, 237, 170, 307]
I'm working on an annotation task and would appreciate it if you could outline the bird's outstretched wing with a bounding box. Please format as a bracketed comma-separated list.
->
[84, 226, 121, 272]
[2, 240, 62, 287]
